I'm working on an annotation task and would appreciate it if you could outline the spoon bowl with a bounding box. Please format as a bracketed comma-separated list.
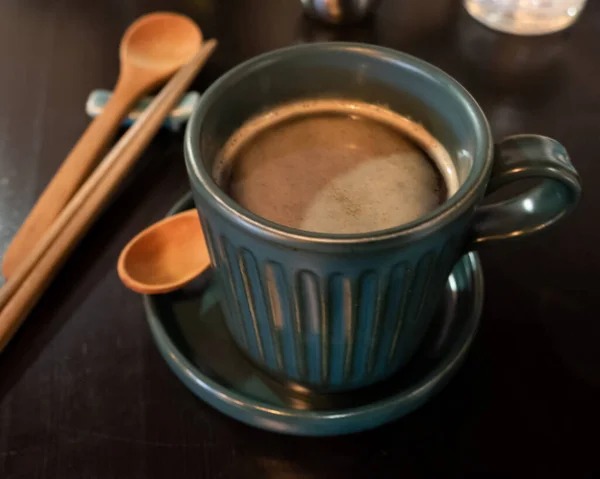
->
[120, 12, 203, 87]
[118, 209, 210, 295]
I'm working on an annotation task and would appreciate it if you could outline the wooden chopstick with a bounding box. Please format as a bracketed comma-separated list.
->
[0, 39, 218, 351]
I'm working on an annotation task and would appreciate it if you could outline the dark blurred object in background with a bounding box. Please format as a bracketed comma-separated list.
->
[300, 0, 381, 25]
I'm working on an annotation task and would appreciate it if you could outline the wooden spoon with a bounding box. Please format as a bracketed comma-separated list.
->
[118, 210, 211, 294]
[2, 12, 203, 279]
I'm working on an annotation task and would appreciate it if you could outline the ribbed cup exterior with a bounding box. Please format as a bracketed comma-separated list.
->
[192, 191, 470, 392]
[183, 44, 493, 392]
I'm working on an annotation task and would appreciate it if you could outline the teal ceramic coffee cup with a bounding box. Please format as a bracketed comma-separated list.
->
[184, 43, 581, 393]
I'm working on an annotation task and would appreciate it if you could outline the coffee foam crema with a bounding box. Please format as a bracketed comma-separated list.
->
[213, 99, 459, 235]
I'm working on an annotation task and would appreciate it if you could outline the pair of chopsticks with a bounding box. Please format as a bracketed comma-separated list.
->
[0, 39, 218, 352]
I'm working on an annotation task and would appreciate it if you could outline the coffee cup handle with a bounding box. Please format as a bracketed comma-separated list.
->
[471, 134, 581, 247]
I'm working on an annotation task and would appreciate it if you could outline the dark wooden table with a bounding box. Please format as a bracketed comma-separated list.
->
[1, 0, 599, 477]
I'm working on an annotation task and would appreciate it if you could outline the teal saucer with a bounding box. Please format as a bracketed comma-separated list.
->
[143, 194, 484, 436]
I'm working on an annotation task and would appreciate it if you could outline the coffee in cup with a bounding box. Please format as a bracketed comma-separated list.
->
[213, 99, 459, 234]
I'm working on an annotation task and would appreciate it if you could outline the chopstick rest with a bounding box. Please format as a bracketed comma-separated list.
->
[86, 89, 200, 132]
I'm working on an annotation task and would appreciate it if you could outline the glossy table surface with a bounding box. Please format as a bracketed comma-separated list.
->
[1, 0, 599, 477]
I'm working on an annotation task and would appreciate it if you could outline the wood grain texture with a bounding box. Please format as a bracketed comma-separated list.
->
[0, 0, 599, 477]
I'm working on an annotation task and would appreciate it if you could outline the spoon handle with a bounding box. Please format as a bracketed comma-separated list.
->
[1, 78, 145, 279]
[0, 39, 218, 352]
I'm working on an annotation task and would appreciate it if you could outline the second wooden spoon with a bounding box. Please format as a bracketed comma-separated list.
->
[118, 210, 211, 295]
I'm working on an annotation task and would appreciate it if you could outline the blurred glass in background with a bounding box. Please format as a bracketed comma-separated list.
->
[464, 0, 588, 35]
